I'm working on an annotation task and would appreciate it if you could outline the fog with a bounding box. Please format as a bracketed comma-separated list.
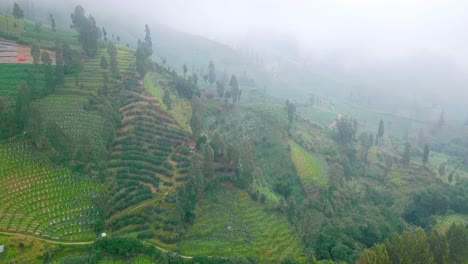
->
[2, 0, 468, 119]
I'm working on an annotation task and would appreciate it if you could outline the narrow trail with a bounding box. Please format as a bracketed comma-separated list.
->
[0, 231, 194, 259]
[0, 231, 93, 245]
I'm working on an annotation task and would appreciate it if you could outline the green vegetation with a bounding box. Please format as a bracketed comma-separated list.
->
[290, 140, 327, 189]
[181, 183, 306, 263]
[0, 142, 98, 241]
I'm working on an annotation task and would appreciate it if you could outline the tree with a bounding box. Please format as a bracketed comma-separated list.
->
[190, 113, 203, 139]
[102, 27, 107, 41]
[192, 73, 198, 85]
[438, 163, 446, 178]
[163, 90, 172, 110]
[356, 244, 391, 264]
[183, 64, 188, 77]
[402, 142, 411, 166]
[41, 51, 51, 65]
[336, 117, 357, 146]
[70, 6, 99, 57]
[208, 61, 216, 87]
[216, 81, 225, 98]
[100, 56, 108, 69]
[423, 144, 430, 165]
[229, 75, 239, 105]
[49, 14, 56, 32]
[428, 229, 449, 264]
[446, 223, 468, 263]
[377, 119, 384, 145]
[107, 42, 118, 78]
[41, 51, 54, 95]
[385, 228, 435, 264]
[13, 2, 24, 20]
[31, 43, 40, 65]
[437, 111, 445, 128]
[286, 101, 296, 124]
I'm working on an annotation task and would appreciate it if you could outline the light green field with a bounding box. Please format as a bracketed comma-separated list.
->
[0, 142, 98, 241]
[0, 234, 52, 263]
[290, 140, 327, 190]
[144, 72, 192, 133]
[180, 183, 306, 263]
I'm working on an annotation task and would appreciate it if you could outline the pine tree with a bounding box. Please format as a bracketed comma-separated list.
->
[30, 43, 40, 65]
[208, 61, 216, 87]
[13, 2, 24, 20]
[423, 144, 430, 165]
[163, 90, 172, 110]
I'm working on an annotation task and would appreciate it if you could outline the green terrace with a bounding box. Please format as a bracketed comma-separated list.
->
[0, 141, 98, 241]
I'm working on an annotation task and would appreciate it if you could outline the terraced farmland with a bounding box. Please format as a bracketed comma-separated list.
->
[0, 142, 98, 241]
[105, 77, 190, 249]
[32, 95, 108, 150]
[290, 140, 327, 191]
[180, 183, 306, 263]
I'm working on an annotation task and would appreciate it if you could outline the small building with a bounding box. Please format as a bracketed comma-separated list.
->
[101, 233, 107, 238]
[188, 140, 197, 150]
[0, 245, 4, 253]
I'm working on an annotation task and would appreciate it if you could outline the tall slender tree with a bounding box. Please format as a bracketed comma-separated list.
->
[208, 61, 216, 87]
[423, 144, 430, 165]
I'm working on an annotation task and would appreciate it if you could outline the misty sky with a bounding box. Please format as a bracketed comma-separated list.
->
[70, 0, 468, 62]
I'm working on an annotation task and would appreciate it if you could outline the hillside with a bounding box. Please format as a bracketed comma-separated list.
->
[0, 5, 467, 264]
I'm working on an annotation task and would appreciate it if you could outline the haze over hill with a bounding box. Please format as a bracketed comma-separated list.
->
[2, 0, 468, 120]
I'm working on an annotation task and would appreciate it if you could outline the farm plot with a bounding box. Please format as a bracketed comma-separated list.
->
[0, 142, 98, 241]
[0, 64, 45, 98]
[180, 183, 306, 263]
[105, 77, 190, 249]
[290, 140, 327, 191]
[32, 95, 109, 153]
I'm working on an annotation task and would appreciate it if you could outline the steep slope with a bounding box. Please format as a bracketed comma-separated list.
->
[105, 76, 190, 250]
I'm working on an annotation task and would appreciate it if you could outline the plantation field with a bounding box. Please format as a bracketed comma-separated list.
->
[290, 140, 327, 190]
[180, 183, 305, 263]
[0, 142, 98, 241]
[0, 64, 45, 98]
[105, 76, 189, 249]
[33, 95, 108, 148]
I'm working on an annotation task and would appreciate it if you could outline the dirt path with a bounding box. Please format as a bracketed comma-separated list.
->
[0, 231, 93, 245]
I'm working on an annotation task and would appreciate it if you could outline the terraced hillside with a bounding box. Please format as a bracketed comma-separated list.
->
[0, 141, 98, 241]
[105, 77, 190, 250]
[32, 46, 135, 152]
[180, 183, 306, 263]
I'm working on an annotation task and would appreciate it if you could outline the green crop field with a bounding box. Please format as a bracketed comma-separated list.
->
[180, 183, 306, 263]
[0, 64, 45, 98]
[290, 140, 327, 190]
[0, 142, 98, 241]
[0, 15, 25, 38]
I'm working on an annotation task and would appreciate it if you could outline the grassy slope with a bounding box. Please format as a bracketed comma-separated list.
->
[144, 72, 191, 133]
[180, 183, 306, 263]
[0, 234, 52, 263]
[290, 140, 327, 189]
